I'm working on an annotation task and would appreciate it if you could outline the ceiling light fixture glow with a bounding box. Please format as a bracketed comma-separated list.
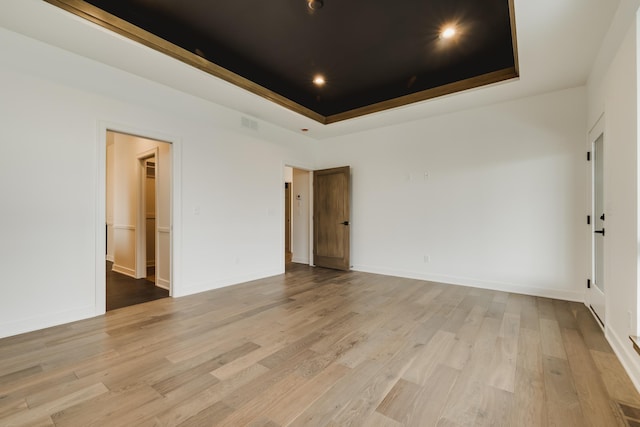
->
[308, 0, 324, 10]
[313, 75, 326, 86]
[441, 26, 457, 39]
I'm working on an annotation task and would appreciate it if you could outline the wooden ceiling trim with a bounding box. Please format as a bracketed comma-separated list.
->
[325, 67, 519, 124]
[509, 0, 520, 76]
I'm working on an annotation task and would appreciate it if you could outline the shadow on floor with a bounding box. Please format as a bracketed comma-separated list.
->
[106, 261, 169, 311]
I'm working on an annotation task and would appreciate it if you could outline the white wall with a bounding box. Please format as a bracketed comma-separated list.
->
[314, 87, 589, 301]
[292, 169, 311, 264]
[0, 26, 314, 338]
[586, 2, 640, 389]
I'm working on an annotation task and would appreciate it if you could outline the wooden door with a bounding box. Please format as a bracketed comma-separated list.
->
[313, 166, 350, 270]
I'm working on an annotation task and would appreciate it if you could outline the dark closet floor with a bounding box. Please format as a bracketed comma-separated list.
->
[106, 261, 169, 311]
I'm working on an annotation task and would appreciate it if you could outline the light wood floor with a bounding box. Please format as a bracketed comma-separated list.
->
[1, 264, 639, 426]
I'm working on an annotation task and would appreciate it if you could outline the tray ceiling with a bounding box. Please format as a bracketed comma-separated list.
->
[45, 0, 518, 124]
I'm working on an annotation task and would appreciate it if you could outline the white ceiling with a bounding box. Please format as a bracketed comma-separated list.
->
[0, 0, 622, 140]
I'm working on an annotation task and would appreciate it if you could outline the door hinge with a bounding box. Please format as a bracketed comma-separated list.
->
[587, 151, 591, 161]
[587, 279, 591, 289]
[587, 215, 591, 225]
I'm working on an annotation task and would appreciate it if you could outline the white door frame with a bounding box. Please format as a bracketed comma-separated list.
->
[96, 121, 181, 314]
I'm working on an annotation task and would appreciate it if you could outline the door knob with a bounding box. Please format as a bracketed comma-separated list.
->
[594, 229, 605, 236]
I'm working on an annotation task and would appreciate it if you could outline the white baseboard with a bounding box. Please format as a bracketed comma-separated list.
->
[606, 327, 640, 393]
[156, 277, 170, 290]
[292, 257, 310, 265]
[352, 264, 584, 302]
[175, 268, 283, 298]
[0, 306, 96, 339]
[112, 264, 136, 278]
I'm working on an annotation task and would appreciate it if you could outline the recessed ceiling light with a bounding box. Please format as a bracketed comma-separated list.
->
[313, 75, 326, 86]
[441, 26, 457, 39]
[308, 0, 324, 10]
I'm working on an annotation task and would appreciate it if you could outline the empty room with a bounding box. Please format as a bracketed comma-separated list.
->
[1, 0, 640, 425]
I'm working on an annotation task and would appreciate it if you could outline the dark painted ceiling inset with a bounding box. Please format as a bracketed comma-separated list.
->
[49, 0, 518, 123]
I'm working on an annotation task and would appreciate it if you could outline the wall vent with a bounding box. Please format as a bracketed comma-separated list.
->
[241, 116, 259, 131]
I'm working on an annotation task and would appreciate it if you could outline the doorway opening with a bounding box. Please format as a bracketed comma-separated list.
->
[105, 131, 172, 311]
[284, 166, 312, 271]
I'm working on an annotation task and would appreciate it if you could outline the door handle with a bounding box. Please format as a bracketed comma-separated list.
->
[341, 221, 350, 226]
[594, 229, 605, 236]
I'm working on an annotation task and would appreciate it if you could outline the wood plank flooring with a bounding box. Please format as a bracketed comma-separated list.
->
[1, 264, 639, 426]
